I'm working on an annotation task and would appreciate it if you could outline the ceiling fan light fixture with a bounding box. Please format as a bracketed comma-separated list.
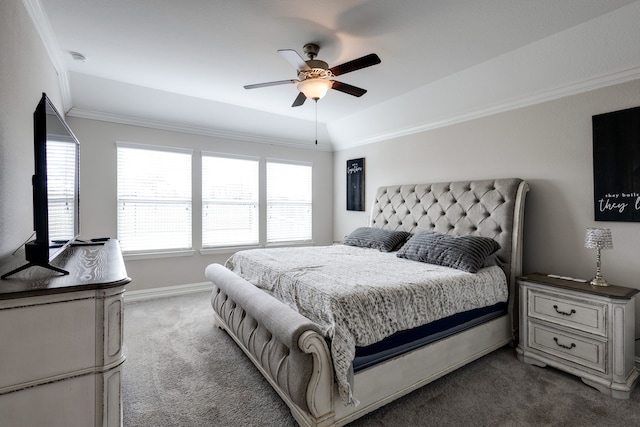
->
[297, 78, 332, 100]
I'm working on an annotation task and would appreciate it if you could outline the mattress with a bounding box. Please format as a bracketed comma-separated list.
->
[353, 301, 507, 371]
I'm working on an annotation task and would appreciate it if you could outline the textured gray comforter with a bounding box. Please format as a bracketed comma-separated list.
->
[226, 245, 508, 405]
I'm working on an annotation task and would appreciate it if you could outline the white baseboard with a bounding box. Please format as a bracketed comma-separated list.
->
[124, 281, 213, 303]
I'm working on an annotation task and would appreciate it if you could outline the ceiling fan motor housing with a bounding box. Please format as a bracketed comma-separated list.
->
[305, 59, 328, 70]
[298, 60, 332, 81]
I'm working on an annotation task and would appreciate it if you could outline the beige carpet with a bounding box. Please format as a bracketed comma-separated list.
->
[123, 291, 640, 426]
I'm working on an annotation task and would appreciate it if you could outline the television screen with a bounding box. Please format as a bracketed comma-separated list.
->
[2, 93, 80, 279]
[29, 93, 80, 265]
[41, 100, 80, 257]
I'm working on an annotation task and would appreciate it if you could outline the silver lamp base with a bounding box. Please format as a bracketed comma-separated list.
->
[590, 275, 609, 287]
[590, 246, 610, 286]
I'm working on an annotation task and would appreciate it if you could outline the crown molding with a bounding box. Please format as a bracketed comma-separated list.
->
[22, 0, 72, 111]
[66, 108, 334, 152]
[68, 63, 640, 154]
[332, 65, 640, 150]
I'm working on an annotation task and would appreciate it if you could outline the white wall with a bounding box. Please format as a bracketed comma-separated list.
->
[0, 0, 62, 259]
[334, 78, 640, 346]
[66, 117, 334, 291]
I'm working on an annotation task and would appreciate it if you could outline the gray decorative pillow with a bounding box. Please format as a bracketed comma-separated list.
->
[343, 227, 411, 252]
[397, 231, 500, 273]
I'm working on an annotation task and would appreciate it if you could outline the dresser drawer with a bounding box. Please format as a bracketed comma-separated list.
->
[528, 289, 607, 336]
[528, 321, 606, 373]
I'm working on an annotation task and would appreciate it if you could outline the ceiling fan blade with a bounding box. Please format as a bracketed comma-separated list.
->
[330, 53, 381, 76]
[278, 49, 311, 71]
[331, 81, 367, 97]
[292, 92, 306, 107]
[243, 80, 296, 89]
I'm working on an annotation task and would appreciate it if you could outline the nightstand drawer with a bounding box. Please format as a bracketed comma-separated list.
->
[528, 289, 606, 336]
[528, 322, 606, 373]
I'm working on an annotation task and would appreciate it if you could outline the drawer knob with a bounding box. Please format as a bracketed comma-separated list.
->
[553, 337, 576, 350]
[553, 305, 576, 316]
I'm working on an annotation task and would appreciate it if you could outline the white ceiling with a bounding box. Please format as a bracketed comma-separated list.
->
[32, 0, 640, 150]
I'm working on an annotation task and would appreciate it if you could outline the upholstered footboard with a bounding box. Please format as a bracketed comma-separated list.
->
[206, 264, 336, 427]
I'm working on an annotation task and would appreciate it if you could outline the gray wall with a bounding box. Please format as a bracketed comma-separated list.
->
[0, 0, 333, 291]
[66, 117, 334, 291]
[0, 0, 62, 259]
[333, 79, 640, 348]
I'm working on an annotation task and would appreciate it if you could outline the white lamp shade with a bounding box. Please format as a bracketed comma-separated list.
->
[585, 227, 613, 249]
[297, 78, 332, 100]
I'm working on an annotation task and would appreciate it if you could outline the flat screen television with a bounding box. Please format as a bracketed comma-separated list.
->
[1, 93, 80, 279]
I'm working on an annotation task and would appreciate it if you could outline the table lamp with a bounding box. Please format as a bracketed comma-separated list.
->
[584, 227, 613, 286]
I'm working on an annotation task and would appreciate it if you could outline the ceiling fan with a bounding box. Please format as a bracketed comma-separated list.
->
[244, 43, 381, 107]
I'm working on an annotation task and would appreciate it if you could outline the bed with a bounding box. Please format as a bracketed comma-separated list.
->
[206, 178, 529, 426]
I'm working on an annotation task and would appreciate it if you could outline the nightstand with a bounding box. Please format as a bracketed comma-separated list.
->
[516, 273, 639, 399]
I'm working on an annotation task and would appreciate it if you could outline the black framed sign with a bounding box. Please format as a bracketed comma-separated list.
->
[592, 106, 640, 221]
[347, 158, 365, 211]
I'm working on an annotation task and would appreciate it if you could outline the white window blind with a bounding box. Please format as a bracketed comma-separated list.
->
[117, 143, 192, 253]
[46, 139, 77, 241]
[267, 161, 312, 243]
[202, 154, 259, 247]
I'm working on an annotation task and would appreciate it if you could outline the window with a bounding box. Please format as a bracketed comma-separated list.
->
[202, 154, 259, 247]
[266, 160, 312, 243]
[117, 143, 192, 253]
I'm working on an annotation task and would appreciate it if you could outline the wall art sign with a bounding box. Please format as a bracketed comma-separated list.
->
[592, 106, 640, 222]
[347, 158, 365, 211]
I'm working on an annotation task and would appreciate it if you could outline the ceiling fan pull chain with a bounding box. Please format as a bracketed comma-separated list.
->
[315, 100, 318, 145]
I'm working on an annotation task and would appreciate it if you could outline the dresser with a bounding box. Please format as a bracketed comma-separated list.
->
[0, 240, 130, 426]
[516, 273, 639, 399]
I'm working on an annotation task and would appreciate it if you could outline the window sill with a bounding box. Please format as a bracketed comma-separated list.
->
[123, 249, 195, 261]
[199, 241, 316, 255]
[199, 245, 261, 255]
[265, 241, 315, 248]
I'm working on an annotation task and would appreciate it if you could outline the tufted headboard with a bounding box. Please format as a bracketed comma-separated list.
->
[369, 179, 529, 293]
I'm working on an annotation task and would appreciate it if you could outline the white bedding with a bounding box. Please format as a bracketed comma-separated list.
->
[225, 245, 508, 405]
